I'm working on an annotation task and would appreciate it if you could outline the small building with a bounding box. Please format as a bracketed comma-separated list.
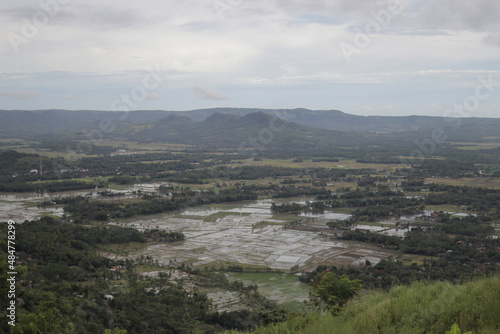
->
[111, 265, 127, 271]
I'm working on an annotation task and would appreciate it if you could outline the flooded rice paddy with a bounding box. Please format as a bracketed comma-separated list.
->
[0, 191, 70, 221]
[109, 198, 397, 270]
[1, 187, 443, 271]
[2, 185, 477, 312]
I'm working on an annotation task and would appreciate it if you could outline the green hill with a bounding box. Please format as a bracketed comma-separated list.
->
[226, 276, 500, 334]
[130, 111, 372, 151]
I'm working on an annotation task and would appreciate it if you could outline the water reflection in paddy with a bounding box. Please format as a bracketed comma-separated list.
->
[1, 187, 398, 269]
[0, 190, 93, 221]
[112, 199, 374, 270]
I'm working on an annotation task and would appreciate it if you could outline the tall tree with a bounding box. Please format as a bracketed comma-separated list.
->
[311, 272, 362, 314]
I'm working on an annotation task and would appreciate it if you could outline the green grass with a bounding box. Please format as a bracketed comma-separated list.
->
[135, 264, 166, 273]
[171, 214, 204, 220]
[229, 158, 399, 171]
[228, 273, 311, 312]
[96, 242, 148, 256]
[225, 276, 500, 334]
[426, 177, 500, 189]
[450, 142, 500, 150]
[355, 221, 387, 227]
[329, 207, 357, 214]
[279, 301, 309, 313]
[207, 203, 240, 210]
[224, 263, 274, 271]
[29, 176, 112, 184]
[252, 221, 286, 229]
[270, 214, 305, 222]
[426, 204, 466, 213]
[203, 211, 251, 222]
[96, 245, 129, 257]
[231, 272, 299, 284]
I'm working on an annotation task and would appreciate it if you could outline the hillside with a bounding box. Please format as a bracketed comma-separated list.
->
[226, 276, 500, 334]
[129, 111, 372, 151]
[177, 108, 448, 133]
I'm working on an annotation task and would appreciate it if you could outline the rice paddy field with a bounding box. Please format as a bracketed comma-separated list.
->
[227, 272, 311, 312]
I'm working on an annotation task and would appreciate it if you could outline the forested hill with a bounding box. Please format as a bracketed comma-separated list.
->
[128, 112, 372, 150]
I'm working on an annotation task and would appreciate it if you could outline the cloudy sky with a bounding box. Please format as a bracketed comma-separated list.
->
[1, 0, 500, 117]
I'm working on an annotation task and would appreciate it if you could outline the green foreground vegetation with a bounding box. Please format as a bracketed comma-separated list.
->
[225, 276, 500, 334]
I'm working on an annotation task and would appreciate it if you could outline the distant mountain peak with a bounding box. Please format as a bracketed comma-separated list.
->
[204, 112, 239, 123]
[240, 111, 273, 123]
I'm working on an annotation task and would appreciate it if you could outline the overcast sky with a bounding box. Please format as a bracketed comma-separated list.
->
[1, 0, 500, 117]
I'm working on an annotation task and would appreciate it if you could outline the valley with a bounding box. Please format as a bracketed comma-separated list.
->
[1, 108, 499, 333]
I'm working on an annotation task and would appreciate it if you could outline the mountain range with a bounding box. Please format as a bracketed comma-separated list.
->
[1, 108, 498, 150]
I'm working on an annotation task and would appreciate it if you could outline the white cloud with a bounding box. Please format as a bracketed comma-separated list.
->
[0, 0, 499, 116]
[0, 88, 41, 99]
[58, 95, 91, 101]
[413, 0, 500, 32]
[484, 33, 500, 47]
[144, 93, 162, 100]
[193, 85, 229, 100]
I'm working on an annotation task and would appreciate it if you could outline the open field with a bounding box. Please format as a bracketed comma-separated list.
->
[426, 177, 500, 189]
[29, 176, 113, 184]
[97, 242, 150, 257]
[7, 147, 96, 159]
[450, 142, 500, 150]
[230, 159, 399, 171]
[426, 204, 471, 213]
[394, 155, 446, 161]
[399, 253, 439, 265]
[103, 140, 194, 151]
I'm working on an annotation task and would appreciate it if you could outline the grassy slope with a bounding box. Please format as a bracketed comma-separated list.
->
[226, 276, 500, 334]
